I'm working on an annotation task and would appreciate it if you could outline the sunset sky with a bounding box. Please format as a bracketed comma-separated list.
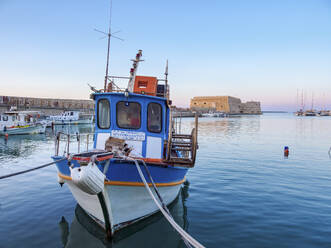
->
[0, 0, 330, 111]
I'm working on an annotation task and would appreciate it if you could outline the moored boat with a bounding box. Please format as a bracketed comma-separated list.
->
[303, 110, 317, 116]
[0, 110, 46, 135]
[52, 50, 198, 237]
[49, 111, 93, 125]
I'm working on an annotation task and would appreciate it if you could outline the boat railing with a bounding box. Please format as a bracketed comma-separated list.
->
[54, 132, 96, 156]
[103, 75, 169, 99]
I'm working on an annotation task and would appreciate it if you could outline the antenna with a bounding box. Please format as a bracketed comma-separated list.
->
[95, 0, 124, 92]
[165, 60, 168, 99]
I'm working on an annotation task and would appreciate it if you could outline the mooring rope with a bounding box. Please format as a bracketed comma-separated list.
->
[128, 157, 205, 248]
[135, 158, 192, 248]
[0, 158, 66, 180]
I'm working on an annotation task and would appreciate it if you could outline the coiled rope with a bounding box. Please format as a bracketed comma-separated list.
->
[127, 157, 205, 248]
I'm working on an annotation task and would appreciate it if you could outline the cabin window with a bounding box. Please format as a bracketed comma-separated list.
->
[2, 116, 8, 121]
[97, 99, 110, 129]
[116, 101, 141, 129]
[147, 103, 162, 133]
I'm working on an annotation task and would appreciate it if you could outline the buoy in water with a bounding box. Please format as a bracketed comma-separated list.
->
[284, 146, 289, 157]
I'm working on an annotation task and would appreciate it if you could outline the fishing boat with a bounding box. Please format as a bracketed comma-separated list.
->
[49, 111, 94, 125]
[52, 50, 198, 238]
[0, 110, 47, 135]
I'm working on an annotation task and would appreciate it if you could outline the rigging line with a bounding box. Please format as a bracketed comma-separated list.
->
[129, 157, 205, 248]
[0, 158, 66, 180]
[136, 158, 193, 248]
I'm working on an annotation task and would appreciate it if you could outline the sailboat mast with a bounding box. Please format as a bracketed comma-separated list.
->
[104, 0, 113, 92]
[311, 92, 314, 110]
[301, 89, 304, 111]
[296, 89, 299, 111]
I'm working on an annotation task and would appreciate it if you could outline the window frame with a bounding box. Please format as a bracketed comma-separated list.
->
[147, 102, 163, 133]
[97, 98, 111, 129]
[116, 101, 141, 130]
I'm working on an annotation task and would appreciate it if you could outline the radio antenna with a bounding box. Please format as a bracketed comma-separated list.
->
[94, 0, 124, 92]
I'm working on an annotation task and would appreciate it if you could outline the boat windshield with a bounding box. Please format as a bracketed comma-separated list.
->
[98, 99, 110, 129]
[147, 103, 162, 133]
[116, 101, 141, 129]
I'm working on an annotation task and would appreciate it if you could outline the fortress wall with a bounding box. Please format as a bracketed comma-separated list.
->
[0, 95, 94, 114]
[190, 96, 261, 114]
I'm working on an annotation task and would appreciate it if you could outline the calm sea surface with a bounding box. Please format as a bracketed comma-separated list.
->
[1, 113, 331, 248]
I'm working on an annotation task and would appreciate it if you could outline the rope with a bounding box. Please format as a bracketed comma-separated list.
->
[129, 157, 205, 248]
[0, 158, 66, 180]
[136, 158, 193, 248]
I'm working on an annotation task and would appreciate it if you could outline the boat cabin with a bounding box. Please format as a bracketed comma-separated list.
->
[49, 111, 81, 121]
[90, 70, 197, 167]
[93, 90, 169, 159]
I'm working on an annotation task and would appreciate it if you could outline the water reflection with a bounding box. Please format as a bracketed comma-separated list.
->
[59, 182, 190, 248]
[0, 124, 94, 161]
[197, 116, 261, 139]
[0, 134, 48, 159]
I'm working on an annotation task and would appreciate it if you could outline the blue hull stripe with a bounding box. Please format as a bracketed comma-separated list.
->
[52, 156, 188, 184]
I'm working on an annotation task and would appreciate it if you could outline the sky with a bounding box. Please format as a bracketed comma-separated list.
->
[0, 0, 330, 111]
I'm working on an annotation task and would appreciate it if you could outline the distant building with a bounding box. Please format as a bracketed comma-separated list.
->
[190, 96, 261, 114]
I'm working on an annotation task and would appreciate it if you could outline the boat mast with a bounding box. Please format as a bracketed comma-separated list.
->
[301, 89, 305, 111]
[311, 92, 314, 111]
[296, 88, 299, 112]
[104, 0, 113, 92]
[127, 50, 143, 92]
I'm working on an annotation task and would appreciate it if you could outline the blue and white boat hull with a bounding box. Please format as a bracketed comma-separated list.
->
[54, 157, 187, 231]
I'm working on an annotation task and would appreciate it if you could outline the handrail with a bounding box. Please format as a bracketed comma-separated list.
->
[54, 132, 96, 156]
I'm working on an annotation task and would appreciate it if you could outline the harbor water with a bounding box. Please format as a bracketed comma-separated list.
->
[1, 113, 331, 247]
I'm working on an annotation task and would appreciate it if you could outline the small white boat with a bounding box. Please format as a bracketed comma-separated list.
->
[303, 110, 317, 116]
[202, 111, 227, 117]
[49, 111, 94, 125]
[318, 111, 330, 116]
[0, 110, 46, 135]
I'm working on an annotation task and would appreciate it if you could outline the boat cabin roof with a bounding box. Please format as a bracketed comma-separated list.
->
[93, 91, 167, 102]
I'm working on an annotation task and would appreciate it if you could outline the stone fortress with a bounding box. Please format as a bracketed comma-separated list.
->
[190, 96, 261, 114]
[0, 95, 94, 114]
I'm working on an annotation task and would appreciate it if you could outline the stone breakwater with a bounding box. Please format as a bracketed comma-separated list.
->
[0, 95, 94, 114]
